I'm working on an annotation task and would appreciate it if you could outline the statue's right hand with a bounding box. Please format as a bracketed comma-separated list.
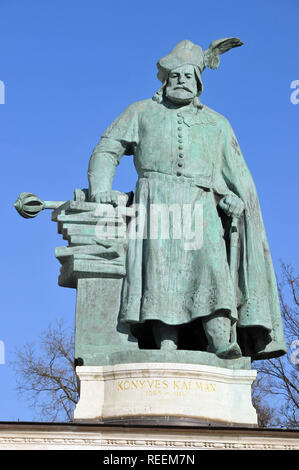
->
[90, 191, 118, 207]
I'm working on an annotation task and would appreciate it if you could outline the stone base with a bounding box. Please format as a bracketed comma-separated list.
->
[74, 362, 258, 427]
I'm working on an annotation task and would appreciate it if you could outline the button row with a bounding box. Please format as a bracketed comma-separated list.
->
[177, 112, 184, 176]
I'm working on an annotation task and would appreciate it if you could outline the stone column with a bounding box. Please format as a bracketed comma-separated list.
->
[51, 192, 138, 366]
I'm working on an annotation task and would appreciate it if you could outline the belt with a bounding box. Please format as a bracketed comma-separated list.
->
[139, 171, 213, 190]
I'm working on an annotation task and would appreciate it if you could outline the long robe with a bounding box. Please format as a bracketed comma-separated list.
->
[88, 97, 287, 360]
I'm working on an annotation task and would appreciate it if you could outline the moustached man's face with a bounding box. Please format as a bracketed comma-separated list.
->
[165, 64, 198, 104]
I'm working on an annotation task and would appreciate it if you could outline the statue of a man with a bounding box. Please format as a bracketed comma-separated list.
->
[88, 39, 286, 360]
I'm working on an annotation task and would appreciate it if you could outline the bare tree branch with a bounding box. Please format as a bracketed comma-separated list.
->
[10, 319, 79, 422]
[252, 261, 299, 429]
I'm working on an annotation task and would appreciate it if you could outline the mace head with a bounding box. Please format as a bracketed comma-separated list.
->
[14, 192, 44, 218]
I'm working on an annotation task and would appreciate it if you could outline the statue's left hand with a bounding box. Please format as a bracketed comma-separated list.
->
[218, 194, 244, 218]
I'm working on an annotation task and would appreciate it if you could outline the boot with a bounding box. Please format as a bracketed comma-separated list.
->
[203, 312, 242, 359]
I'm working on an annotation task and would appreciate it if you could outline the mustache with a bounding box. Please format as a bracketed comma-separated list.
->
[173, 86, 193, 93]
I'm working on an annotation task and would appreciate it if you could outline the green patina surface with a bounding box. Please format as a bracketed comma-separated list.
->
[15, 39, 287, 369]
[85, 39, 286, 364]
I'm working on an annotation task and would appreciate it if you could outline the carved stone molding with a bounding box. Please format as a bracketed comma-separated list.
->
[0, 423, 298, 450]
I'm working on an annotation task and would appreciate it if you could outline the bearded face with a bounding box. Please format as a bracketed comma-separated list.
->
[165, 64, 199, 105]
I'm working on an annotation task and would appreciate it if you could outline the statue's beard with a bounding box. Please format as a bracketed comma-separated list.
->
[165, 86, 196, 105]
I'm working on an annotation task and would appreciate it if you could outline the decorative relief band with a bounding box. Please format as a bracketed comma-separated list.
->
[0, 434, 297, 450]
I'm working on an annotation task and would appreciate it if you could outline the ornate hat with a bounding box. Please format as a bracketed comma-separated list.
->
[157, 38, 243, 84]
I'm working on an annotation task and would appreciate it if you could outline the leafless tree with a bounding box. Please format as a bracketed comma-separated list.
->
[251, 375, 279, 428]
[252, 261, 299, 428]
[10, 319, 79, 422]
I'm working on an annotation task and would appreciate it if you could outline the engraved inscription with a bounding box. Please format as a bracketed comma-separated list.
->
[116, 378, 216, 394]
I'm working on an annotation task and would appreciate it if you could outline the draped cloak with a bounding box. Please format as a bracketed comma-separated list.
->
[88, 98, 287, 360]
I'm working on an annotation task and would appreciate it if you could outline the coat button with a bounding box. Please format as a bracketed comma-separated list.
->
[177, 162, 183, 167]
[177, 171, 182, 176]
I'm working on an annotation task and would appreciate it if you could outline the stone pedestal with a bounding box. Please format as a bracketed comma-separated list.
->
[74, 362, 258, 427]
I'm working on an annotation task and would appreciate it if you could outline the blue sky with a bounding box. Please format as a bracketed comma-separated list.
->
[0, 0, 298, 421]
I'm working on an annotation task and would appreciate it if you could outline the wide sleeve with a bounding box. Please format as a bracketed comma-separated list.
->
[88, 102, 140, 197]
